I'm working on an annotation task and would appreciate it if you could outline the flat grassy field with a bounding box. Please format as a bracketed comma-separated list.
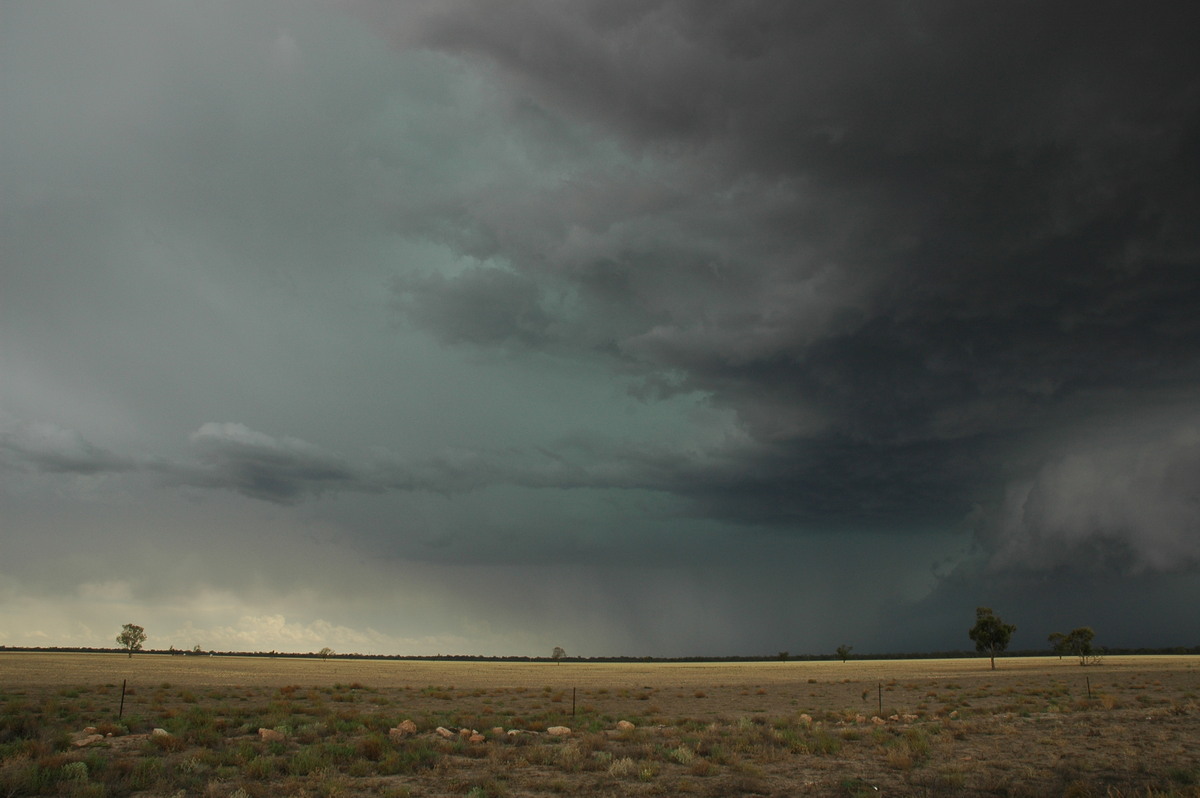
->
[1, 652, 1198, 796]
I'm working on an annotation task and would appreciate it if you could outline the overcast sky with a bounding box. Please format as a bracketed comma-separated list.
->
[3, 1, 1199, 657]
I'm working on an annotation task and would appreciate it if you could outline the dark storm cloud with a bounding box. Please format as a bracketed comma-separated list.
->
[392, 267, 554, 347]
[983, 426, 1200, 573]
[366, 0, 1200, 567]
[6, 0, 1200, 655]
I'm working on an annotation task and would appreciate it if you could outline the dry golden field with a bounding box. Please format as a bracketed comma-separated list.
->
[1, 652, 1198, 796]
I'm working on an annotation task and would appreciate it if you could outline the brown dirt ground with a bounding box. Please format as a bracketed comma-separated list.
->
[2, 652, 1198, 796]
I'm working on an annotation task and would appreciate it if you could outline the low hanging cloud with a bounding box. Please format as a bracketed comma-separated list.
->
[0, 420, 137, 475]
[178, 422, 361, 503]
[984, 426, 1200, 574]
[174, 421, 777, 510]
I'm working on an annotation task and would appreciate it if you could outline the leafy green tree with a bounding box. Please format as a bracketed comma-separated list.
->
[836, 644, 853, 662]
[551, 646, 566, 663]
[116, 623, 147, 658]
[969, 607, 1016, 670]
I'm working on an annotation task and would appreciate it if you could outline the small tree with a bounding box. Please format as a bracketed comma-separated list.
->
[1050, 627, 1100, 665]
[318, 647, 334, 662]
[969, 607, 1015, 670]
[116, 624, 147, 658]
[836, 644, 853, 662]
[551, 646, 566, 663]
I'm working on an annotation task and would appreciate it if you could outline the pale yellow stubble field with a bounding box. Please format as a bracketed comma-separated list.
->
[3, 652, 1196, 721]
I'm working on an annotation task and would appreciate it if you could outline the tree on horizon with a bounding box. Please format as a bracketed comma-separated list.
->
[969, 608, 1016, 670]
[116, 624, 146, 658]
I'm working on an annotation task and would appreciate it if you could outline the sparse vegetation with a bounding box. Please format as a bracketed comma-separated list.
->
[1, 652, 1198, 797]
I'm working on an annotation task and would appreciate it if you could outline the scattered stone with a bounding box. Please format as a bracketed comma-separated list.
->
[83, 727, 97, 735]
[491, 727, 505, 737]
[547, 726, 571, 736]
[389, 719, 419, 740]
[615, 720, 636, 731]
[72, 734, 104, 748]
[435, 726, 455, 739]
[871, 716, 885, 725]
[258, 728, 285, 742]
[458, 728, 474, 737]
[152, 728, 171, 737]
[855, 714, 867, 724]
[798, 714, 813, 725]
[469, 733, 486, 744]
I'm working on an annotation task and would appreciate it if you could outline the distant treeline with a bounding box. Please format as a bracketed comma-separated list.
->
[3, 645, 1198, 661]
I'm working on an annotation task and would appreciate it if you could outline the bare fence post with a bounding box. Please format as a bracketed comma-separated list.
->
[119, 679, 127, 720]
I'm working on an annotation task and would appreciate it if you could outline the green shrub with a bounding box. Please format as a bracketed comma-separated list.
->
[378, 741, 441, 775]
[243, 754, 278, 780]
[287, 747, 331, 776]
[127, 757, 165, 791]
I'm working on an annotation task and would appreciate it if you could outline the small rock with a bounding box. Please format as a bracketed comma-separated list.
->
[152, 728, 171, 737]
[615, 720, 636, 731]
[547, 726, 571, 736]
[389, 719, 419, 740]
[435, 726, 455, 739]
[458, 728, 473, 737]
[469, 733, 486, 744]
[83, 727, 97, 735]
[871, 716, 885, 725]
[491, 727, 505, 737]
[72, 734, 104, 748]
[258, 728, 285, 742]
[798, 714, 813, 724]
